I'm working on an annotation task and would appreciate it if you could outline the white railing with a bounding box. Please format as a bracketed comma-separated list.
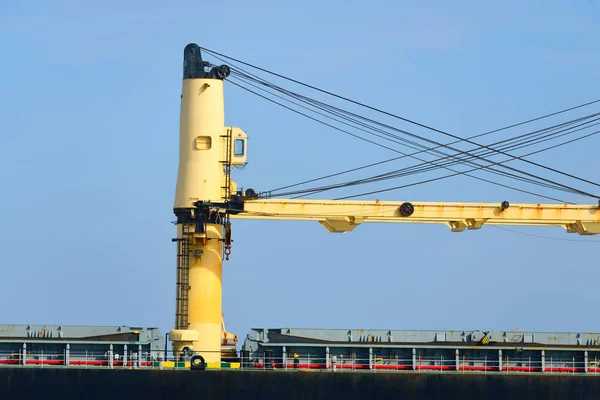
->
[1, 351, 599, 376]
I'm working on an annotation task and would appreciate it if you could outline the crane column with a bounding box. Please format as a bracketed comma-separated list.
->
[169, 44, 232, 364]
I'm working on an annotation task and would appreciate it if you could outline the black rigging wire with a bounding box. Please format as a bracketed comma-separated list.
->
[229, 76, 600, 200]
[227, 80, 399, 153]
[202, 47, 600, 193]
[229, 70, 600, 197]
[208, 50, 600, 198]
[281, 119, 600, 199]
[227, 70, 600, 200]
[203, 49, 600, 203]
[271, 112, 600, 194]
[279, 126, 600, 200]
[229, 69, 600, 196]
[335, 128, 600, 200]
[230, 73, 435, 152]
[229, 79, 595, 203]
[228, 76, 426, 152]
[202, 47, 597, 141]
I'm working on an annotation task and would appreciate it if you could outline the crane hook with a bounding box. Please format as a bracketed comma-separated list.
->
[224, 221, 232, 260]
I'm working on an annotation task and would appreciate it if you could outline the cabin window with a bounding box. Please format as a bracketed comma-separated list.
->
[234, 138, 245, 156]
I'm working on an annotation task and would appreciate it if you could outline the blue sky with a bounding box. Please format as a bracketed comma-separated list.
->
[1, 0, 599, 346]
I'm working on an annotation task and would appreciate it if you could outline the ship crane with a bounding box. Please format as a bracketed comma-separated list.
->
[169, 44, 600, 367]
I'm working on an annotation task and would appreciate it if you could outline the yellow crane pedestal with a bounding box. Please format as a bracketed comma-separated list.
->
[170, 224, 223, 364]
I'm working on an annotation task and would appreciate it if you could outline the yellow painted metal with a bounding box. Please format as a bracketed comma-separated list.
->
[221, 314, 238, 346]
[171, 76, 229, 364]
[234, 199, 600, 235]
[169, 329, 199, 359]
[223, 127, 248, 167]
[187, 224, 223, 363]
[174, 78, 226, 207]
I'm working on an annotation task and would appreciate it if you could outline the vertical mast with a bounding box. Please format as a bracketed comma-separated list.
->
[170, 44, 231, 364]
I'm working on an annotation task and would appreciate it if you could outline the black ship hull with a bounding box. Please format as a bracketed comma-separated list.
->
[1, 368, 599, 399]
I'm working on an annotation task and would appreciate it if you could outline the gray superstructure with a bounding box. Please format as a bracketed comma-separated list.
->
[2, 324, 600, 374]
[242, 328, 600, 373]
[0, 324, 164, 367]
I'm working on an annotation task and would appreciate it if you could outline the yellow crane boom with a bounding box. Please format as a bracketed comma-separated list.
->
[235, 199, 600, 235]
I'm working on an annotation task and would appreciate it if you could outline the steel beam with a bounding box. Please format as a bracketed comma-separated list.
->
[233, 199, 600, 235]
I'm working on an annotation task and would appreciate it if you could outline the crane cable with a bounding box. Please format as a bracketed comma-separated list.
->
[228, 80, 592, 203]
[272, 110, 600, 193]
[277, 124, 600, 199]
[228, 78, 600, 200]
[335, 128, 600, 200]
[278, 119, 600, 199]
[227, 71, 600, 196]
[201, 47, 600, 193]
[202, 49, 600, 201]
[303, 128, 600, 201]
[228, 69, 600, 198]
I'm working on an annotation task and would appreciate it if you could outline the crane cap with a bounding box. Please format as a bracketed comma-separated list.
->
[183, 43, 230, 80]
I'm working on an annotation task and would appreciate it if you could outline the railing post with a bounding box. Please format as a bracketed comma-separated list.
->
[326, 347, 330, 370]
[109, 344, 114, 369]
[541, 350, 545, 372]
[498, 350, 502, 372]
[332, 355, 337, 372]
[484, 355, 487, 375]
[455, 349, 459, 371]
[585, 351, 589, 373]
[412, 348, 416, 371]
[124, 345, 128, 369]
[65, 344, 70, 368]
[138, 345, 142, 369]
[22, 343, 27, 366]
[283, 346, 287, 370]
[369, 348, 373, 370]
